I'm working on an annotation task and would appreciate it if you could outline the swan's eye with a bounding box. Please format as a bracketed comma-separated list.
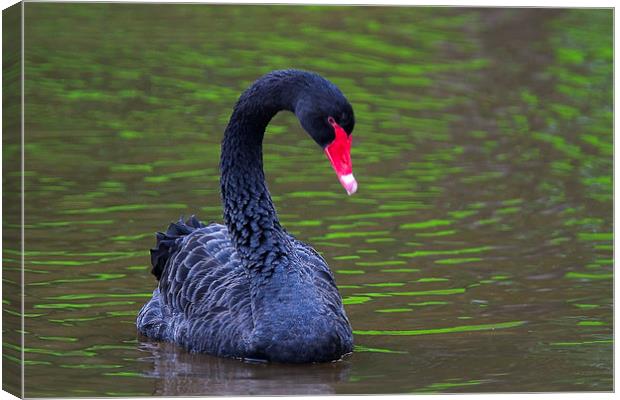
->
[335, 113, 353, 135]
[327, 116, 336, 126]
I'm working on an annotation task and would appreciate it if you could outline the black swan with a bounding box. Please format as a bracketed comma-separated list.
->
[137, 70, 356, 363]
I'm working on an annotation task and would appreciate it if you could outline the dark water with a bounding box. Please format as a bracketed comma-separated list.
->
[3, 4, 613, 396]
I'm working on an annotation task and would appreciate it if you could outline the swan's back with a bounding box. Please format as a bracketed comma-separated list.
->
[138, 218, 252, 357]
[137, 217, 353, 362]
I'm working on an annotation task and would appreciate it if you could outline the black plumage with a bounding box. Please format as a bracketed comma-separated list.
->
[137, 70, 355, 363]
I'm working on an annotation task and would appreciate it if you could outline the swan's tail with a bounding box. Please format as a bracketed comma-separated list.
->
[150, 215, 206, 280]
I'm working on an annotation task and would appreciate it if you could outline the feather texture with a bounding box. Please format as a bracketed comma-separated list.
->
[137, 217, 353, 362]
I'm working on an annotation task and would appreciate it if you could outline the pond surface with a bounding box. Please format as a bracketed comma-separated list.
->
[4, 4, 613, 396]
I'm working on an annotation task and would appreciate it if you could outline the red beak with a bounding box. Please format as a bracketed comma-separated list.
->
[324, 118, 357, 195]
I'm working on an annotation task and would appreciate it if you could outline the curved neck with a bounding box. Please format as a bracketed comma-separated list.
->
[219, 71, 306, 271]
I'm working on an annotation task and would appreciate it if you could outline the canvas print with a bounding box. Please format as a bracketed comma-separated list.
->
[2, 2, 613, 397]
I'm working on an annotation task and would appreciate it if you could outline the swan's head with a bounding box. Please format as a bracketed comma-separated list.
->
[294, 75, 357, 195]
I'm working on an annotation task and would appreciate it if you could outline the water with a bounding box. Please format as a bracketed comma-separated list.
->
[4, 4, 612, 396]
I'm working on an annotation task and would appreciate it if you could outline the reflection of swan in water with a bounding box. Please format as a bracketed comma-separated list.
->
[137, 340, 352, 396]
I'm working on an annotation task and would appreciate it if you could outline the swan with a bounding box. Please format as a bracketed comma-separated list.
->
[137, 70, 357, 363]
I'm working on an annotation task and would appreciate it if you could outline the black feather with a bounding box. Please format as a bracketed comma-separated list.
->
[149, 216, 206, 280]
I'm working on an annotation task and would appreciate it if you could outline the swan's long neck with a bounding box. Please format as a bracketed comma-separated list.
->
[219, 71, 304, 273]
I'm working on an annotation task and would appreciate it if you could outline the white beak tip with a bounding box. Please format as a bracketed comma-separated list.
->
[339, 173, 358, 196]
